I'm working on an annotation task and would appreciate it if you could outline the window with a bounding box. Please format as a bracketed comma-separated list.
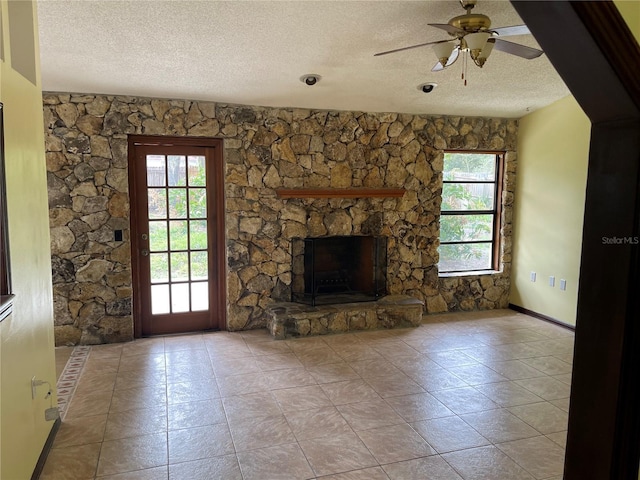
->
[438, 151, 503, 273]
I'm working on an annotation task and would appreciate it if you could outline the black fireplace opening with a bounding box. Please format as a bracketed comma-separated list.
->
[292, 235, 387, 306]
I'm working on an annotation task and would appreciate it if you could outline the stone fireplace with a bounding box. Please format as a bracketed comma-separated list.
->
[292, 235, 387, 306]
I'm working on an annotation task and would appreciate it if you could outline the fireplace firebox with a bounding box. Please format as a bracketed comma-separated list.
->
[292, 236, 387, 306]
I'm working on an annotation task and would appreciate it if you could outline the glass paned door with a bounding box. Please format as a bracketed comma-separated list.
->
[147, 154, 209, 315]
[130, 138, 224, 336]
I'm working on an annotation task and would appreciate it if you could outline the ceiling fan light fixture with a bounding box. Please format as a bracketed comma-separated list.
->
[432, 42, 455, 68]
[476, 37, 495, 66]
[465, 31, 490, 61]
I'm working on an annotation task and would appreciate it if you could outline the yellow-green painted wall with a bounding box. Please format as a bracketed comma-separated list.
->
[510, 95, 590, 326]
[0, 1, 57, 478]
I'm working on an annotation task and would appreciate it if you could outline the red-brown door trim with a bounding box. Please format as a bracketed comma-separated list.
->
[128, 135, 226, 337]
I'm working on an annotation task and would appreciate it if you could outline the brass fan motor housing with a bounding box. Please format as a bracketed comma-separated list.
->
[449, 13, 492, 34]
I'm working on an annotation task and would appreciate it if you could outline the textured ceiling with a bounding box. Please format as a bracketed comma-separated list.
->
[36, 0, 570, 118]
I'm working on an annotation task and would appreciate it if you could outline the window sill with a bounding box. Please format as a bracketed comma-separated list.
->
[0, 294, 15, 323]
[439, 270, 501, 278]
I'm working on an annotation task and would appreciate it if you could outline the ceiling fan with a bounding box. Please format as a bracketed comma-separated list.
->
[374, 0, 543, 83]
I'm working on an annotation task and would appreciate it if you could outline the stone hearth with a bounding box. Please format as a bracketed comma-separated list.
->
[265, 294, 424, 339]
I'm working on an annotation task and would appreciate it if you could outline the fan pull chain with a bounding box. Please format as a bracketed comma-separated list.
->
[462, 52, 468, 86]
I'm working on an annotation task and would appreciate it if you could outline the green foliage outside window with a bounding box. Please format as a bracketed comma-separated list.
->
[439, 152, 499, 272]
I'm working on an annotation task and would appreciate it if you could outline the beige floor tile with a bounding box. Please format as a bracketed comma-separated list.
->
[460, 409, 540, 444]
[371, 341, 421, 359]
[247, 339, 294, 356]
[167, 378, 220, 404]
[299, 430, 378, 477]
[388, 354, 440, 376]
[104, 407, 167, 440]
[497, 435, 565, 479]
[222, 391, 282, 422]
[257, 352, 304, 371]
[443, 445, 535, 480]
[546, 430, 568, 448]
[164, 349, 209, 368]
[109, 385, 167, 413]
[337, 398, 405, 431]
[526, 338, 575, 356]
[426, 349, 479, 368]
[348, 358, 404, 378]
[515, 376, 571, 401]
[430, 386, 498, 415]
[289, 335, 337, 350]
[212, 356, 260, 377]
[382, 455, 463, 480]
[364, 373, 425, 398]
[165, 362, 214, 384]
[97, 465, 168, 479]
[265, 366, 318, 390]
[411, 415, 490, 453]
[216, 371, 269, 396]
[447, 364, 508, 385]
[474, 381, 544, 407]
[482, 359, 546, 380]
[97, 433, 168, 477]
[332, 344, 383, 362]
[40, 442, 101, 480]
[163, 335, 205, 352]
[167, 398, 227, 430]
[117, 353, 165, 373]
[168, 423, 234, 463]
[237, 442, 314, 480]
[74, 372, 117, 395]
[168, 454, 241, 480]
[120, 339, 165, 357]
[356, 423, 436, 464]
[115, 369, 166, 390]
[53, 414, 108, 448]
[407, 367, 469, 391]
[294, 345, 343, 366]
[285, 405, 353, 441]
[550, 396, 571, 412]
[521, 356, 572, 375]
[65, 391, 113, 419]
[320, 466, 390, 480]
[228, 413, 296, 451]
[272, 384, 333, 411]
[552, 372, 573, 385]
[320, 379, 381, 405]
[508, 401, 569, 434]
[306, 361, 359, 384]
[384, 392, 453, 422]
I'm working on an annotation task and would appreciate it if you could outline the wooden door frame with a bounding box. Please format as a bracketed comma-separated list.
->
[511, 2, 640, 478]
[127, 135, 226, 337]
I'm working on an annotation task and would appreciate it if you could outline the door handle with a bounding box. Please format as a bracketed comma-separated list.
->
[141, 249, 149, 256]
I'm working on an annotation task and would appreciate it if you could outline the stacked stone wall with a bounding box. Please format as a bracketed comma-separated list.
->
[43, 93, 517, 345]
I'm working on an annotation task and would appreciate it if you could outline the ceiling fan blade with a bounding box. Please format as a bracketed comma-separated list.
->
[374, 38, 451, 57]
[431, 46, 460, 72]
[493, 38, 543, 59]
[428, 23, 465, 35]
[491, 24, 531, 37]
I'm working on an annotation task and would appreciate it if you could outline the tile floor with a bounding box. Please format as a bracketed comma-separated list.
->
[42, 309, 573, 480]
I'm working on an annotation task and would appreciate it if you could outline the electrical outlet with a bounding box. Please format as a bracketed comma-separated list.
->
[549, 276, 555, 287]
[530, 271, 536, 282]
[560, 279, 567, 291]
